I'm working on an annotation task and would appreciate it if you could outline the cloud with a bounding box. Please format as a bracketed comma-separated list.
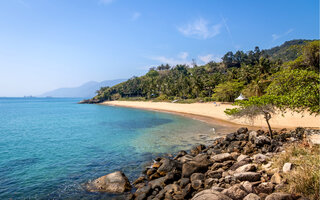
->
[150, 52, 191, 66]
[131, 12, 141, 21]
[272, 29, 294, 41]
[198, 54, 222, 64]
[99, 0, 115, 5]
[178, 18, 222, 39]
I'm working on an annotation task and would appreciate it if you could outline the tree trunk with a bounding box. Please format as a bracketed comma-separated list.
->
[263, 112, 273, 139]
[266, 118, 273, 139]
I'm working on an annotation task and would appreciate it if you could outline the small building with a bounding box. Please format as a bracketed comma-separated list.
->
[235, 93, 247, 101]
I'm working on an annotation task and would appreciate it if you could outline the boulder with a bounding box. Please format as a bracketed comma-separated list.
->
[249, 131, 258, 143]
[226, 132, 237, 141]
[255, 182, 274, 194]
[229, 159, 251, 171]
[179, 154, 194, 163]
[241, 181, 253, 193]
[234, 172, 261, 182]
[235, 164, 257, 173]
[190, 144, 206, 155]
[237, 154, 250, 162]
[190, 173, 205, 190]
[86, 171, 131, 193]
[192, 190, 232, 200]
[254, 136, 271, 146]
[182, 155, 212, 178]
[157, 158, 181, 176]
[211, 153, 234, 162]
[265, 193, 294, 200]
[148, 177, 166, 189]
[283, 163, 293, 173]
[222, 184, 248, 200]
[237, 127, 249, 135]
[244, 193, 261, 200]
[271, 173, 282, 184]
[206, 170, 223, 179]
[174, 150, 188, 160]
[252, 153, 268, 164]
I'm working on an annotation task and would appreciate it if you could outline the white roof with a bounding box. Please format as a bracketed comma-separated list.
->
[235, 93, 246, 100]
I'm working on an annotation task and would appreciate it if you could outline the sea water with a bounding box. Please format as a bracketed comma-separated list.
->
[0, 98, 226, 199]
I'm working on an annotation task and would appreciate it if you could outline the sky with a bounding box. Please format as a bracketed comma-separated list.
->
[0, 0, 318, 96]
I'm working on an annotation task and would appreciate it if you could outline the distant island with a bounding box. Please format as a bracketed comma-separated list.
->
[39, 79, 126, 98]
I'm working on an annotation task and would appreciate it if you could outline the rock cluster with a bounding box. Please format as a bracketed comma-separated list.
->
[126, 127, 310, 200]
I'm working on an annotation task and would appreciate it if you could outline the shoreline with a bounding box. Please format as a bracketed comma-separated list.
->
[100, 101, 320, 130]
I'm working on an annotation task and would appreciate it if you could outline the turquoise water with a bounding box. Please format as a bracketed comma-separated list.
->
[0, 98, 224, 199]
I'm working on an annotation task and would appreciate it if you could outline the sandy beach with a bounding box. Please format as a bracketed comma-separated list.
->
[101, 101, 320, 129]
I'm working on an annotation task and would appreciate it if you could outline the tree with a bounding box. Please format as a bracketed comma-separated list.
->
[266, 68, 320, 115]
[212, 80, 244, 102]
[225, 95, 282, 138]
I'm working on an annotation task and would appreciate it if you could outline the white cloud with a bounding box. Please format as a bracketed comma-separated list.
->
[178, 52, 189, 60]
[131, 12, 141, 21]
[272, 29, 294, 41]
[198, 54, 222, 64]
[178, 18, 222, 39]
[99, 0, 115, 5]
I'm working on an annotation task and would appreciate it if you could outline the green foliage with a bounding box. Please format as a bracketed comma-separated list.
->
[266, 68, 320, 115]
[212, 80, 245, 102]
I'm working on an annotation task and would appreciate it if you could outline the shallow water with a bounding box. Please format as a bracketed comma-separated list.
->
[0, 98, 227, 199]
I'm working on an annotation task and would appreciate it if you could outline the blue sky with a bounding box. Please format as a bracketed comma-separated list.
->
[0, 0, 318, 96]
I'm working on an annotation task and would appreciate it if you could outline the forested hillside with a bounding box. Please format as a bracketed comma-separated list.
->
[91, 40, 319, 107]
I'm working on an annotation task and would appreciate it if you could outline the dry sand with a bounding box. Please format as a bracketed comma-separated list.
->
[101, 101, 320, 129]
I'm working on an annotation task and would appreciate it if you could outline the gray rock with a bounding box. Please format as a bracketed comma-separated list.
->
[256, 182, 274, 194]
[254, 136, 271, 146]
[86, 171, 131, 193]
[191, 173, 205, 190]
[229, 159, 251, 171]
[182, 155, 212, 178]
[222, 184, 248, 200]
[237, 154, 250, 162]
[234, 172, 261, 182]
[148, 177, 166, 189]
[235, 164, 257, 173]
[244, 193, 261, 200]
[249, 131, 258, 143]
[252, 153, 268, 164]
[241, 181, 253, 193]
[157, 158, 181, 176]
[192, 190, 232, 200]
[283, 163, 293, 173]
[265, 192, 294, 200]
[211, 153, 234, 162]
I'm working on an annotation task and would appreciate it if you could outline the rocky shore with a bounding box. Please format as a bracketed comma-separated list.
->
[85, 127, 319, 200]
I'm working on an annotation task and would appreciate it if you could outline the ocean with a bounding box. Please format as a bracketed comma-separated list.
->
[0, 98, 226, 199]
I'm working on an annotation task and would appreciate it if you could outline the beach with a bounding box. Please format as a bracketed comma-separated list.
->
[101, 101, 320, 129]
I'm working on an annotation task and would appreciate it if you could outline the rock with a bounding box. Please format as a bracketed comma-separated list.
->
[229, 159, 251, 171]
[249, 131, 258, 143]
[234, 172, 261, 182]
[222, 184, 248, 200]
[271, 173, 282, 184]
[152, 162, 162, 169]
[211, 153, 234, 162]
[237, 127, 248, 135]
[192, 190, 232, 200]
[211, 186, 225, 192]
[255, 182, 274, 194]
[190, 173, 205, 190]
[237, 154, 250, 162]
[174, 150, 188, 160]
[182, 155, 212, 178]
[204, 178, 215, 188]
[265, 193, 294, 200]
[86, 171, 131, 193]
[241, 181, 253, 193]
[226, 132, 237, 141]
[135, 185, 151, 197]
[157, 158, 181, 176]
[244, 193, 261, 200]
[179, 177, 190, 188]
[148, 177, 166, 189]
[254, 136, 271, 146]
[206, 170, 223, 179]
[252, 153, 268, 164]
[179, 155, 194, 163]
[133, 176, 146, 186]
[190, 144, 206, 155]
[164, 170, 180, 184]
[283, 163, 293, 173]
[235, 164, 257, 173]
[146, 168, 157, 176]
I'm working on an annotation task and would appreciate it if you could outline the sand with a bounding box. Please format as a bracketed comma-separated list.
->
[100, 101, 320, 129]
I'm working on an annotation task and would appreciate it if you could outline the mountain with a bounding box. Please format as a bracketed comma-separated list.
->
[262, 39, 314, 62]
[40, 79, 126, 98]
